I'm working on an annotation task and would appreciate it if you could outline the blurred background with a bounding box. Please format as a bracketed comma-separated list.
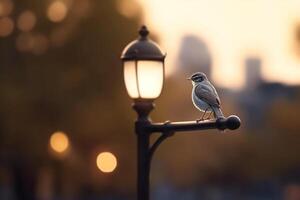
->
[0, 0, 300, 199]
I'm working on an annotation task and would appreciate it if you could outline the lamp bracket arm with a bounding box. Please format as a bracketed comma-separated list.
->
[148, 121, 174, 162]
[145, 115, 241, 133]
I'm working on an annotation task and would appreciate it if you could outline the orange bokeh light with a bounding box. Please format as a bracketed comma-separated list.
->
[49, 131, 69, 153]
[47, 1, 68, 23]
[0, 0, 13, 17]
[96, 152, 117, 173]
[0, 17, 14, 37]
[17, 10, 36, 32]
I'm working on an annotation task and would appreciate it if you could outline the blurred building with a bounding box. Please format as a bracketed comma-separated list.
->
[245, 57, 263, 91]
[176, 35, 212, 79]
[239, 57, 299, 130]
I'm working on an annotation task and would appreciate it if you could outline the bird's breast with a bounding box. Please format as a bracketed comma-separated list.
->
[192, 89, 212, 112]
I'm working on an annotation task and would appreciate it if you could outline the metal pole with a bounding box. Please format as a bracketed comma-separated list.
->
[133, 100, 154, 200]
[136, 126, 150, 200]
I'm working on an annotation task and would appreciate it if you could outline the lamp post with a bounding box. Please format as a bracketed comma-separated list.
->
[121, 25, 241, 200]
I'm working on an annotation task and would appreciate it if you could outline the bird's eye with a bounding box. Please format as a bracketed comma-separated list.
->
[194, 77, 203, 82]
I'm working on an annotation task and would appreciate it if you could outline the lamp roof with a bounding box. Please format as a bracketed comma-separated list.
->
[121, 26, 165, 61]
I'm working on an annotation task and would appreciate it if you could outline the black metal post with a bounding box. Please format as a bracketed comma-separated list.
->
[136, 130, 150, 200]
[132, 100, 241, 200]
[133, 100, 154, 200]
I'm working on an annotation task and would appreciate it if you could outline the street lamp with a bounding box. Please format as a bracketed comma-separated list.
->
[122, 25, 165, 100]
[121, 25, 241, 200]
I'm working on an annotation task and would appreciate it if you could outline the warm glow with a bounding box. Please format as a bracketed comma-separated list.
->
[96, 152, 117, 173]
[17, 10, 36, 32]
[73, 0, 91, 17]
[124, 60, 164, 99]
[31, 34, 49, 55]
[47, 1, 68, 22]
[16, 33, 49, 54]
[0, 0, 13, 17]
[16, 33, 34, 52]
[124, 61, 139, 98]
[136, 0, 300, 89]
[50, 131, 69, 153]
[50, 27, 68, 47]
[0, 17, 14, 37]
[116, 0, 140, 18]
[137, 61, 164, 98]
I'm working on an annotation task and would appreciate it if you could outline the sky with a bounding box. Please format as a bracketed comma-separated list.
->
[131, 0, 300, 89]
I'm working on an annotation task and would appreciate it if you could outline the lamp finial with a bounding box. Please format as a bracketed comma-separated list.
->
[139, 25, 149, 39]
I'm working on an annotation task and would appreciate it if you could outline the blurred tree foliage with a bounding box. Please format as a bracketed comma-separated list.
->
[0, 0, 141, 198]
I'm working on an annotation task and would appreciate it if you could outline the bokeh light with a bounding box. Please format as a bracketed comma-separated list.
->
[17, 10, 36, 32]
[49, 131, 69, 153]
[0, 0, 13, 17]
[0, 17, 14, 37]
[50, 27, 68, 47]
[31, 33, 49, 55]
[16, 33, 34, 52]
[16, 33, 49, 54]
[47, 1, 68, 23]
[96, 152, 117, 173]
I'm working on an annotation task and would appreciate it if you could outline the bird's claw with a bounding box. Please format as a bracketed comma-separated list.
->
[196, 118, 203, 123]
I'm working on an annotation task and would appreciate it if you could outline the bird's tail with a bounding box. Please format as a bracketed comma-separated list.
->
[212, 106, 224, 119]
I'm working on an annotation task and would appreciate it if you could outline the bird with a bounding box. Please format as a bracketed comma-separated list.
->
[187, 72, 224, 121]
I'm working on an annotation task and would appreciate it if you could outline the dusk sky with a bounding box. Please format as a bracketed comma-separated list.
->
[129, 0, 300, 89]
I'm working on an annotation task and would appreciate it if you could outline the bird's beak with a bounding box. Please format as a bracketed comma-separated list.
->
[187, 77, 191, 80]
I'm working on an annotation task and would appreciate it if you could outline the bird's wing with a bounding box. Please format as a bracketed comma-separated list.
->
[194, 84, 220, 108]
[211, 85, 221, 105]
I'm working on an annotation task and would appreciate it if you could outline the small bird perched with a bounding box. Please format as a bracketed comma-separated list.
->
[187, 72, 224, 121]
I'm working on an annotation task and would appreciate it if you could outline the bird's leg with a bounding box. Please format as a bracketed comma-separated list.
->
[196, 108, 208, 123]
[205, 111, 212, 120]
